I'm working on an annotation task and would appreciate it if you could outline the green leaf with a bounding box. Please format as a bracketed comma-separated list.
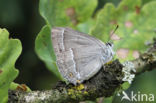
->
[39, 0, 97, 27]
[103, 96, 113, 103]
[91, 0, 156, 61]
[142, 0, 155, 5]
[0, 28, 22, 103]
[76, 18, 96, 34]
[10, 82, 31, 92]
[91, 3, 117, 42]
[121, 82, 131, 90]
[35, 25, 63, 80]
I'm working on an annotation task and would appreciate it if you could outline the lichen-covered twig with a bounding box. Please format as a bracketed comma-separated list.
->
[8, 60, 124, 103]
[8, 40, 156, 103]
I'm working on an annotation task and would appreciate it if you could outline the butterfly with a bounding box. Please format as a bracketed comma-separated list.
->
[51, 27, 115, 85]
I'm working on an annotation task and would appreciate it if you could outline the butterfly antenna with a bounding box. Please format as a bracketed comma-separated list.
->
[108, 25, 119, 42]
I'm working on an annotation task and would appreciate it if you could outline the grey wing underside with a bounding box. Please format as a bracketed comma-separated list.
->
[51, 27, 106, 85]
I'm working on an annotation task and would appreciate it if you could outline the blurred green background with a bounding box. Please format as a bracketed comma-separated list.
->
[0, 0, 156, 103]
[0, 0, 51, 90]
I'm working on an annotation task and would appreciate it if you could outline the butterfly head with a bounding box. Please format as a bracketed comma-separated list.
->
[106, 42, 115, 58]
[106, 42, 113, 48]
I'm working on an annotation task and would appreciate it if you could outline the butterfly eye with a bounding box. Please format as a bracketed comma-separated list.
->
[107, 43, 112, 47]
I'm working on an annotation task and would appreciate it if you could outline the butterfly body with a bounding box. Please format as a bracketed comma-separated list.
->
[51, 27, 114, 85]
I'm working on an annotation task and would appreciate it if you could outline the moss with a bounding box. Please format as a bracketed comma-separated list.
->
[67, 89, 74, 95]
[67, 84, 90, 100]
[74, 84, 85, 91]
[83, 91, 88, 95]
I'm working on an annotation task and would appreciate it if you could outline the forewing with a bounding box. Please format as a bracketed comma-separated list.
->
[63, 28, 106, 50]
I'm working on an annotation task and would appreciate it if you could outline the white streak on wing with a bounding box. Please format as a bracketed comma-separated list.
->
[101, 44, 114, 64]
[70, 48, 80, 79]
[61, 28, 65, 51]
[77, 72, 81, 79]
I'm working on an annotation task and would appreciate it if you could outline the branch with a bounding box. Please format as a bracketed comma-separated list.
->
[8, 40, 156, 103]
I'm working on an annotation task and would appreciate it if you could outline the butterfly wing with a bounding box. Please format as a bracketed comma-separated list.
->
[51, 27, 108, 84]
